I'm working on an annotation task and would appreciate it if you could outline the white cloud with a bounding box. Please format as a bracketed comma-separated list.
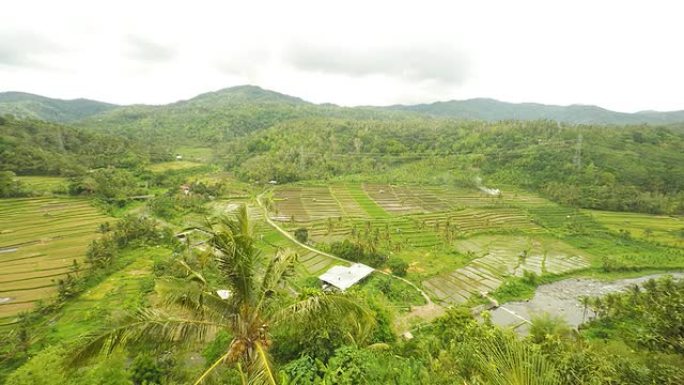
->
[0, 0, 682, 112]
[285, 43, 468, 84]
[0, 30, 61, 68]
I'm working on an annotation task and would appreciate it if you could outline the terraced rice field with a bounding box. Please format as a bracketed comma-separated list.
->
[423, 236, 591, 304]
[585, 210, 683, 247]
[255, 222, 344, 276]
[268, 184, 599, 303]
[16, 176, 68, 193]
[528, 205, 604, 233]
[411, 207, 544, 237]
[0, 197, 110, 320]
[273, 184, 550, 223]
[273, 184, 547, 250]
[147, 160, 205, 172]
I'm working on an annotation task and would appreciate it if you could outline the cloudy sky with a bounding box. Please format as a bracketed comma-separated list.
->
[1, 0, 682, 112]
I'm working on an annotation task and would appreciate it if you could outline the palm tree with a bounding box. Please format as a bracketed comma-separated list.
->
[528, 313, 572, 344]
[476, 335, 560, 385]
[69, 205, 374, 384]
[628, 284, 641, 306]
[579, 296, 591, 323]
[591, 297, 604, 318]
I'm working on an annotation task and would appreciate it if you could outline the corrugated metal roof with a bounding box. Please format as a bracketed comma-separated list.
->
[319, 263, 374, 291]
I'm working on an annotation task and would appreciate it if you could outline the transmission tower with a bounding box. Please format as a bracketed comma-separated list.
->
[573, 133, 583, 170]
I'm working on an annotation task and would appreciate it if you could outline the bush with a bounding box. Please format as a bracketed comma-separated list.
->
[294, 227, 309, 243]
[328, 239, 387, 268]
[388, 258, 409, 276]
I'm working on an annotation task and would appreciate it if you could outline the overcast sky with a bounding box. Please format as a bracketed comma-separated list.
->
[1, 0, 682, 112]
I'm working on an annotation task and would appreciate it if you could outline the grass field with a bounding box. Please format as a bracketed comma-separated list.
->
[175, 146, 214, 162]
[38, 247, 169, 343]
[585, 209, 684, 247]
[147, 160, 206, 172]
[0, 197, 110, 320]
[15, 176, 68, 193]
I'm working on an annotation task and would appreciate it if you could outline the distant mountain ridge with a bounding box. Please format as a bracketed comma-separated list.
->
[2, 85, 684, 125]
[179, 85, 309, 106]
[0, 92, 117, 122]
[385, 98, 684, 125]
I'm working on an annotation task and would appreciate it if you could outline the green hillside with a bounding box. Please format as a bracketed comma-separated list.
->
[0, 92, 117, 123]
[0, 116, 171, 176]
[77, 85, 400, 144]
[386, 97, 684, 125]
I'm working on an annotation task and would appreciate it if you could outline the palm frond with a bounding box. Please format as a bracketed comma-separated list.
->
[273, 292, 376, 343]
[205, 207, 261, 307]
[247, 341, 278, 385]
[193, 350, 233, 385]
[476, 336, 560, 385]
[156, 277, 234, 323]
[67, 308, 225, 367]
[258, 248, 298, 308]
[175, 259, 208, 285]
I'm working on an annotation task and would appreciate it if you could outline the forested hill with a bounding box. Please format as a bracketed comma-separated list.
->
[0, 92, 117, 122]
[4, 86, 684, 142]
[75, 85, 400, 143]
[385, 98, 684, 125]
[0, 115, 171, 175]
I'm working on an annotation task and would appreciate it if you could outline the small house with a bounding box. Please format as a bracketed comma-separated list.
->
[319, 263, 374, 291]
[216, 289, 232, 300]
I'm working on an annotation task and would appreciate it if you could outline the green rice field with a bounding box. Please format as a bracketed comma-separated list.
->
[267, 183, 684, 304]
[0, 197, 110, 321]
[16, 176, 68, 193]
[147, 160, 205, 172]
[586, 209, 684, 247]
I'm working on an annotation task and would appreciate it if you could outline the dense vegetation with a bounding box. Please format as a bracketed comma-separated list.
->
[221, 118, 684, 214]
[0, 116, 172, 176]
[387, 97, 684, 125]
[75, 86, 397, 145]
[1, 85, 683, 384]
[0, 92, 116, 123]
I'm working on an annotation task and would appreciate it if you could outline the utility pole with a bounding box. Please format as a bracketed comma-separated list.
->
[573, 133, 583, 170]
[299, 145, 305, 170]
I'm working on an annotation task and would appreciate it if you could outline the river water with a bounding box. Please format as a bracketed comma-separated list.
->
[489, 272, 684, 333]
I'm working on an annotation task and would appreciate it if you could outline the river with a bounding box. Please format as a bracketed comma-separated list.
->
[489, 272, 684, 334]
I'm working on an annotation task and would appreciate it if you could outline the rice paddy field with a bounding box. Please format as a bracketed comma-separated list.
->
[175, 146, 214, 162]
[585, 209, 684, 247]
[208, 199, 344, 278]
[15, 176, 68, 194]
[0, 197, 110, 322]
[268, 183, 684, 305]
[147, 160, 206, 172]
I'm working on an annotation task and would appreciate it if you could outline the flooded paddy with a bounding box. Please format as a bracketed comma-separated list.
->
[490, 272, 684, 333]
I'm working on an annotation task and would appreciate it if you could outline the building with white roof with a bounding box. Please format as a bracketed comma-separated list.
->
[319, 263, 374, 291]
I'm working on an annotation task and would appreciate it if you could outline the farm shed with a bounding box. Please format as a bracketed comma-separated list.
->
[319, 263, 374, 291]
